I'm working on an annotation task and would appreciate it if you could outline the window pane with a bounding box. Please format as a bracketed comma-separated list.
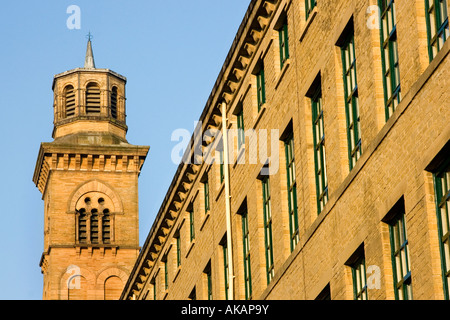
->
[389, 212, 412, 300]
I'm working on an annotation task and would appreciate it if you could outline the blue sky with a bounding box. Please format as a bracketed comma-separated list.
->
[0, 0, 250, 300]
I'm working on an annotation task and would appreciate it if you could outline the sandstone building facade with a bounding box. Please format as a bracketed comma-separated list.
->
[33, 40, 149, 300]
[121, 0, 449, 300]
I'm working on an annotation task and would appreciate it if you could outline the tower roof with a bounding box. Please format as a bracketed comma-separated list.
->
[84, 36, 95, 69]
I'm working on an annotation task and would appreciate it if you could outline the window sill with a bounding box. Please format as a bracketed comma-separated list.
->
[275, 59, 291, 90]
[299, 7, 318, 42]
[253, 104, 267, 130]
[216, 182, 225, 201]
[186, 240, 195, 258]
[233, 145, 246, 168]
[200, 211, 210, 231]
[173, 265, 182, 283]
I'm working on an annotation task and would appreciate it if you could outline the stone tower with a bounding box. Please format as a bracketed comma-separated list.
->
[32, 39, 149, 300]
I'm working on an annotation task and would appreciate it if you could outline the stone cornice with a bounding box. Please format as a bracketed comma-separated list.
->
[33, 141, 149, 196]
[52, 68, 127, 90]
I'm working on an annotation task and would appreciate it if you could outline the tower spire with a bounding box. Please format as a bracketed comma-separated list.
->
[84, 32, 95, 69]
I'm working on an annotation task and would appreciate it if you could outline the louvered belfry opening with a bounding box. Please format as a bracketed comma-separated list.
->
[90, 209, 99, 244]
[111, 87, 118, 119]
[65, 85, 76, 117]
[85, 83, 101, 114]
[102, 209, 111, 244]
[78, 209, 87, 243]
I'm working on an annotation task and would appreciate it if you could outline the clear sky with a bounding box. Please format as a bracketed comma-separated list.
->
[0, 0, 250, 300]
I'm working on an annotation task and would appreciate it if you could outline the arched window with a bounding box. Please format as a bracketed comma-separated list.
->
[110, 87, 118, 119]
[75, 192, 114, 245]
[102, 209, 111, 244]
[104, 276, 123, 300]
[85, 83, 101, 114]
[64, 85, 76, 117]
[78, 209, 87, 243]
[68, 275, 88, 300]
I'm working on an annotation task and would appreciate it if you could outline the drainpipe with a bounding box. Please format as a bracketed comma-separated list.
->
[221, 101, 234, 300]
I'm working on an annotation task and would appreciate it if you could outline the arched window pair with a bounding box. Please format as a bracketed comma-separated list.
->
[63, 84, 118, 119]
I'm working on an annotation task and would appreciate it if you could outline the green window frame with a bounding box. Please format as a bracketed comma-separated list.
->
[351, 256, 368, 300]
[151, 277, 156, 300]
[262, 177, 275, 284]
[311, 88, 329, 214]
[379, 0, 401, 121]
[340, 31, 362, 170]
[189, 209, 195, 242]
[388, 212, 412, 300]
[284, 132, 299, 251]
[164, 258, 168, 291]
[433, 158, 450, 299]
[305, 0, 317, 20]
[219, 149, 224, 184]
[256, 67, 266, 112]
[242, 211, 252, 299]
[207, 268, 212, 300]
[204, 179, 210, 213]
[222, 241, 229, 300]
[176, 234, 181, 268]
[237, 110, 245, 150]
[278, 19, 290, 69]
[425, 0, 449, 61]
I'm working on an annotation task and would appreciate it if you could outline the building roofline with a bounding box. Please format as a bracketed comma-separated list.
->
[52, 68, 127, 90]
[121, 0, 279, 300]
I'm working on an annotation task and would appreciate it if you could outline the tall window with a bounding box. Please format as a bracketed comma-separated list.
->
[219, 149, 224, 184]
[176, 233, 181, 268]
[340, 29, 362, 170]
[278, 18, 290, 69]
[305, 0, 317, 20]
[110, 86, 118, 119]
[351, 256, 368, 300]
[426, 0, 449, 60]
[204, 263, 212, 300]
[189, 208, 195, 242]
[64, 85, 76, 118]
[284, 131, 299, 251]
[203, 178, 210, 213]
[221, 239, 229, 300]
[85, 83, 101, 114]
[237, 109, 245, 150]
[151, 277, 157, 300]
[262, 177, 275, 284]
[163, 258, 168, 291]
[311, 87, 328, 214]
[388, 210, 412, 300]
[241, 210, 252, 299]
[379, 0, 401, 120]
[433, 158, 450, 299]
[256, 66, 266, 112]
